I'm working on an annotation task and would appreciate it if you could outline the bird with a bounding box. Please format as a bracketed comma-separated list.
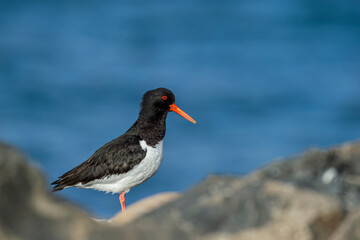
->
[51, 88, 196, 212]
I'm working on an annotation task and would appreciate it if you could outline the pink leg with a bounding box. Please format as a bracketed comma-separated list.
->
[119, 192, 126, 211]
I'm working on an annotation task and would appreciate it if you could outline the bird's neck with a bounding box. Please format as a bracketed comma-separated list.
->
[126, 111, 168, 147]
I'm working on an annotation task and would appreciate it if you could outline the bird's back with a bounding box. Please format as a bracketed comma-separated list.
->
[51, 134, 147, 191]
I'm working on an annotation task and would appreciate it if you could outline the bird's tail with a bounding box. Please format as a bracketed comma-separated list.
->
[51, 179, 66, 192]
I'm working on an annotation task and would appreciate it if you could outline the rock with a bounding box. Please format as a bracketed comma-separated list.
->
[111, 192, 181, 226]
[204, 180, 342, 240]
[116, 177, 342, 240]
[252, 142, 360, 212]
[328, 207, 360, 240]
[0, 142, 122, 240]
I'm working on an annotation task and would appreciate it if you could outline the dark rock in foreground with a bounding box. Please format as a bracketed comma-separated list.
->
[0, 141, 360, 240]
[0, 143, 120, 240]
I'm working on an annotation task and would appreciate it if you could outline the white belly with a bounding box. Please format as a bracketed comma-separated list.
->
[76, 140, 164, 194]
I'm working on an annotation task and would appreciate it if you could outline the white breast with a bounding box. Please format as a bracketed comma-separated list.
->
[76, 140, 164, 194]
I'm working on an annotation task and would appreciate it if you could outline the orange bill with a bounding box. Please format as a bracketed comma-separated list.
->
[169, 104, 196, 124]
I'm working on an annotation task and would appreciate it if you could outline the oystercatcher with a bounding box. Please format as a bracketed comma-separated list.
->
[51, 88, 196, 211]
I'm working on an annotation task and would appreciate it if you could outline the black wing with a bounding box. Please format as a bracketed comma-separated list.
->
[51, 134, 146, 191]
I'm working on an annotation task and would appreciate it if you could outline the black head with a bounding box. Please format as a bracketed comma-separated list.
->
[141, 88, 175, 113]
[139, 88, 196, 124]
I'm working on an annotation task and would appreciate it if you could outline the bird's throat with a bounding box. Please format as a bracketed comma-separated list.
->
[128, 111, 167, 147]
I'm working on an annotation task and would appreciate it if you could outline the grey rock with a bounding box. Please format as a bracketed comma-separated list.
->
[252, 142, 360, 212]
[118, 177, 342, 240]
[0, 142, 121, 240]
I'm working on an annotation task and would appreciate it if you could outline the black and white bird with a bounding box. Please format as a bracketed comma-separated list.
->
[51, 88, 196, 211]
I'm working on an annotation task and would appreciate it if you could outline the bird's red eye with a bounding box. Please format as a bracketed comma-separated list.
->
[162, 96, 167, 100]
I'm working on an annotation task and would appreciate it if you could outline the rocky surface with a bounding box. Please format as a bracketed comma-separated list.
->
[111, 192, 181, 226]
[0, 143, 119, 240]
[0, 141, 360, 240]
[328, 206, 360, 240]
[116, 178, 343, 240]
[252, 142, 360, 212]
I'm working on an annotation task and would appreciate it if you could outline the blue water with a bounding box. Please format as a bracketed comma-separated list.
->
[0, 0, 359, 218]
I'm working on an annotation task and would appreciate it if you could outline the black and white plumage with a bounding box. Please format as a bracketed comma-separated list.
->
[51, 88, 196, 211]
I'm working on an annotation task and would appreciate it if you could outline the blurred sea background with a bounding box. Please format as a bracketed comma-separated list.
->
[0, 0, 359, 218]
